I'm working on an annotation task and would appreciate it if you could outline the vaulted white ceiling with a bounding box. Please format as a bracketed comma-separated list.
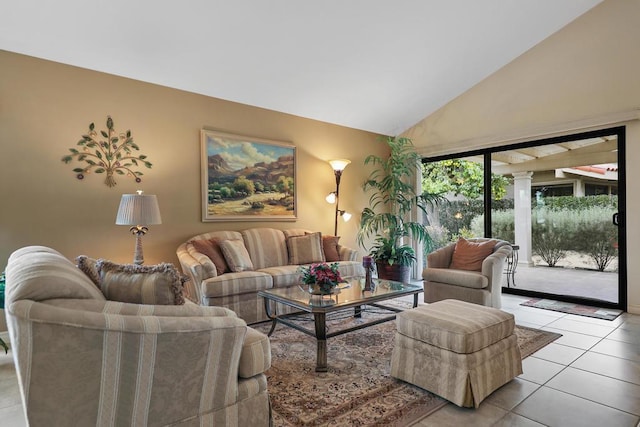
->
[1, 0, 602, 135]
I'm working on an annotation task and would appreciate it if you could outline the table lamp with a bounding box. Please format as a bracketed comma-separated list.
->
[115, 190, 162, 264]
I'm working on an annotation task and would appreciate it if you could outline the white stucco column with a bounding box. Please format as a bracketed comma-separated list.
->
[513, 172, 534, 266]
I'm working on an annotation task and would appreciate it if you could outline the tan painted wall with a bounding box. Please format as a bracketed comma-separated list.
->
[404, 0, 640, 312]
[405, 0, 640, 151]
[0, 51, 384, 273]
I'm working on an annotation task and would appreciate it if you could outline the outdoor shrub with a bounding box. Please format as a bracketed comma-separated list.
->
[425, 225, 450, 251]
[470, 215, 483, 237]
[469, 210, 515, 244]
[538, 194, 617, 211]
[571, 207, 618, 271]
[437, 199, 513, 240]
[531, 206, 617, 269]
[436, 199, 478, 238]
[457, 227, 476, 240]
[429, 194, 618, 270]
[531, 211, 566, 267]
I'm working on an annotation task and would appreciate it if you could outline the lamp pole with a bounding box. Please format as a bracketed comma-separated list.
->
[333, 169, 343, 236]
[328, 159, 350, 236]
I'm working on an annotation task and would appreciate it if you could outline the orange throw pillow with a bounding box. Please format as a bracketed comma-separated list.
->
[189, 239, 229, 275]
[322, 235, 341, 262]
[449, 238, 496, 271]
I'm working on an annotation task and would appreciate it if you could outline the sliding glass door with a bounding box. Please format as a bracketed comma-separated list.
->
[422, 126, 625, 310]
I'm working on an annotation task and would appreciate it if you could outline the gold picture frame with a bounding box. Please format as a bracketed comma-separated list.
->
[201, 129, 297, 222]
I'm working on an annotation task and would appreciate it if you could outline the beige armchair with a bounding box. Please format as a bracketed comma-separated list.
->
[423, 238, 512, 309]
[5, 246, 271, 427]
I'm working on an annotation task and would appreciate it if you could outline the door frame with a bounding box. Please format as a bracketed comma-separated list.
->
[422, 126, 626, 311]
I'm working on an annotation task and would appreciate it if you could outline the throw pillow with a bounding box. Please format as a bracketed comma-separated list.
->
[322, 235, 341, 262]
[219, 239, 254, 272]
[449, 238, 497, 271]
[189, 239, 229, 275]
[288, 232, 325, 265]
[76, 255, 101, 287]
[97, 260, 187, 305]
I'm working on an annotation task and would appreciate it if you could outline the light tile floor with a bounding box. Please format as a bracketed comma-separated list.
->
[1, 294, 640, 426]
[413, 294, 640, 427]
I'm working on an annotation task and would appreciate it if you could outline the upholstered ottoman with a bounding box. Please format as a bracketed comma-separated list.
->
[390, 299, 522, 408]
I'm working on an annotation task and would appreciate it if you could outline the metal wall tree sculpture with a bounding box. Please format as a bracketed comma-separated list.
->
[62, 116, 152, 187]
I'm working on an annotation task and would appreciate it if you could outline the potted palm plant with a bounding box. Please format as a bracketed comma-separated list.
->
[357, 136, 442, 283]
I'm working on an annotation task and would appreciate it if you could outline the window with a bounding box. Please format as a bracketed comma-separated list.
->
[531, 185, 573, 198]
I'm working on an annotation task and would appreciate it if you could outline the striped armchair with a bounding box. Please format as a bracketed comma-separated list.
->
[4, 246, 271, 427]
[423, 238, 512, 309]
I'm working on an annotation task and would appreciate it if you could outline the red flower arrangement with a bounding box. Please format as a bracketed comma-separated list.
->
[299, 262, 346, 294]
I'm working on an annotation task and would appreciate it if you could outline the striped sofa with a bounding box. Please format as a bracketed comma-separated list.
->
[177, 228, 364, 324]
[5, 246, 271, 426]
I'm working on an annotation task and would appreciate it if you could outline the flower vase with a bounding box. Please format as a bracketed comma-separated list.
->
[362, 256, 374, 291]
[307, 283, 335, 295]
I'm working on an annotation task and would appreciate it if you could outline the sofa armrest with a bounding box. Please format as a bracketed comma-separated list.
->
[338, 245, 358, 261]
[481, 245, 512, 308]
[239, 327, 272, 378]
[177, 242, 215, 303]
[481, 245, 512, 280]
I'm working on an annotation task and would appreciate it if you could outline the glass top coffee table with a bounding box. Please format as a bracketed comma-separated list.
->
[258, 277, 422, 372]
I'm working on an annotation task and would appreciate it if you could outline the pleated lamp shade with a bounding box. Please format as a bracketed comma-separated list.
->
[115, 192, 162, 226]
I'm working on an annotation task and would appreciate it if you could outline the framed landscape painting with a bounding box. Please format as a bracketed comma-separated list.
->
[201, 129, 297, 221]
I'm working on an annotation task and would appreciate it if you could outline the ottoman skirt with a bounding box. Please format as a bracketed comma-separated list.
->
[390, 300, 523, 408]
[390, 331, 522, 408]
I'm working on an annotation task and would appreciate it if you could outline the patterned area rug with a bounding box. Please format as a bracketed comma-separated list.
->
[521, 298, 623, 321]
[255, 308, 561, 426]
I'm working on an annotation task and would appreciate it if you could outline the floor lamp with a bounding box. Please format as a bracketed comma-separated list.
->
[326, 159, 352, 236]
[115, 190, 162, 264]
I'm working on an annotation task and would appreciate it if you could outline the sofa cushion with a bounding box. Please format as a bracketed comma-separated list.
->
[260, 261, 364, 288]
[220, 239, 254, 272]
[423, 267, 489, 289]
[322, 235, 341, 262]
[287, 232, 325, 265]
[450, 238, 496, 271]
[97, 261, 186, 305]
[259, 265, 302, 288]
[333, 261, 366, 279]
[76, 255, 101, 287]
[202, 271, 272, 298]
[189, 238, 229, 275]
[242, 228, 288, 269]
[396, 299, 515, 353]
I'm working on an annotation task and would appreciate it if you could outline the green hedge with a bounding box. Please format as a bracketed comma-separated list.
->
[534, 194, 617, 211]
[437, 199, 513, 239]
[432, 196, 618, 271]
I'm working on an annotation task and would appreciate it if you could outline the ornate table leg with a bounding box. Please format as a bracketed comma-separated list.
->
[263, 298, 277, 337]
[505, 245, 520, 287]
[314, 312, 328, 372]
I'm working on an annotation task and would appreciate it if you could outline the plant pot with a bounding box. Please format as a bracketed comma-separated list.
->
[375, 261, 411, 283]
